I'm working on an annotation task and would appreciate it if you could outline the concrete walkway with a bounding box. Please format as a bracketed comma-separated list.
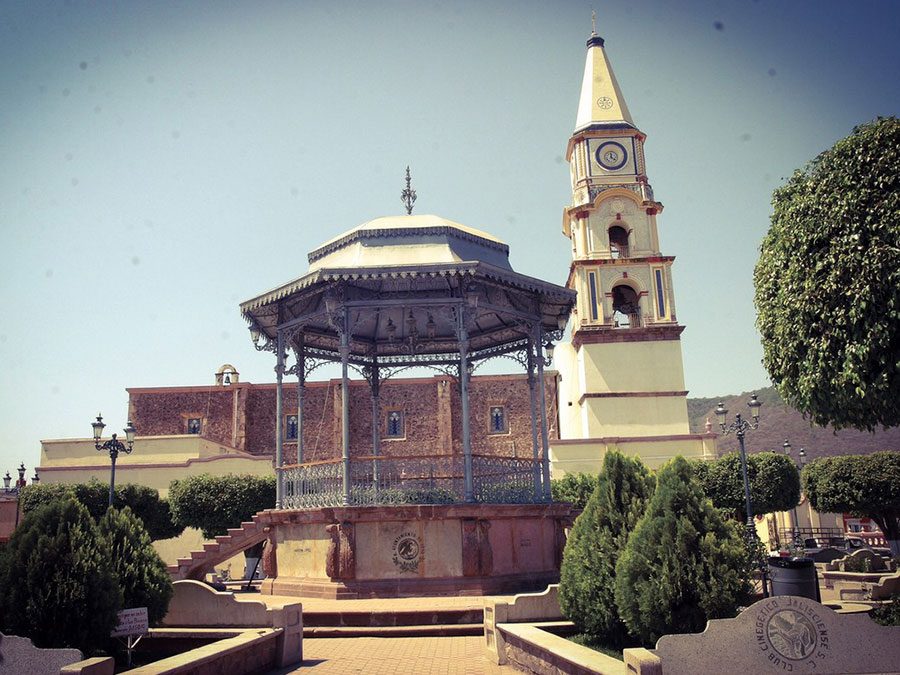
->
[243, 591, 522, 674]
[267, 635, 520, 674]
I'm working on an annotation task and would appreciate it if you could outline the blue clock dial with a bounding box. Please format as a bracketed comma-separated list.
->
[595, 141, 628, 171]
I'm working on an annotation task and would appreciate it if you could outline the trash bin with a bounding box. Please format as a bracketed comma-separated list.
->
[768, 556, 819, 600]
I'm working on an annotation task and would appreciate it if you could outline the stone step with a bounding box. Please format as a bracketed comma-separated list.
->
[190, 550, 206, 560]
[202, 542, 221, 553]
[302, 608, 483, 628]
[304, 623, 483, 638]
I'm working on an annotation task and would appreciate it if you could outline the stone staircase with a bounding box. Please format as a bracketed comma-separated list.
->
[302, 607, 485, 638]
[167, 510, 275, 582]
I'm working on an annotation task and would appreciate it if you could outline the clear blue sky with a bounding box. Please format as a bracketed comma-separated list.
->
[2, 0, 898, 475]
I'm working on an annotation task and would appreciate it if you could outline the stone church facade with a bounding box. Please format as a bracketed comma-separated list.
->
[127, 369, 559, 466]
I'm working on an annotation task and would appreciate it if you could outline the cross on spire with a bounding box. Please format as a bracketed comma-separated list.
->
[401, 166, 417, 215]
[591, 10, 596, 35]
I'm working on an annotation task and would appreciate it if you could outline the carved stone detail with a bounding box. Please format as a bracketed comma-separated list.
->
[325, 521, 356, 580]
[462, 518, 493, 577]
[262, 526, 278, 578]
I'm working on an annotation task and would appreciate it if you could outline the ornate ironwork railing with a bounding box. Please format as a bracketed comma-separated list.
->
[280, 454, 543, 508]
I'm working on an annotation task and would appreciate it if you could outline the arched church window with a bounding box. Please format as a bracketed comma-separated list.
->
[612, 285, 642, 328]
[609, 226, 629, 258]
[284, 414, 298, 441]
[488, 405, 509, 435]
[385, 410, 405, 439]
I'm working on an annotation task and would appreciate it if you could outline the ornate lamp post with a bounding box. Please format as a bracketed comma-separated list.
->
[782, 440, 803, 546]
[715, 394, 762, 527]
[92, 414, 136, 507]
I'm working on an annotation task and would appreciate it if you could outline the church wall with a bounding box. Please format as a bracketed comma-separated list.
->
[582, 396, 690, 437]
[126, 372, 557, 465]
[450, 374, 559, 458]
[128, 387, 238, 448]
[579, 340, 687, 393]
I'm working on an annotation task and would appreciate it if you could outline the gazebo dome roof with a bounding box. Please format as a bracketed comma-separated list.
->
[308, 214, 512, 272]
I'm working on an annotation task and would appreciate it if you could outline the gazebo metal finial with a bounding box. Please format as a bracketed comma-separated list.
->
[401, 166, 417, 215]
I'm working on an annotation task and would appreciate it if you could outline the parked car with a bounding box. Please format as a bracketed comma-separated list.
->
[801, 536, 891, 562]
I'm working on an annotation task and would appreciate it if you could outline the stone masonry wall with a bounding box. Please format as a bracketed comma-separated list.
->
[128, 373, 559, 461]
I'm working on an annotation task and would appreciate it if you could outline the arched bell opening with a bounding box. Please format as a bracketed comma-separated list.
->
[608, 225, 630, 259]
[612, 283, 642, 328]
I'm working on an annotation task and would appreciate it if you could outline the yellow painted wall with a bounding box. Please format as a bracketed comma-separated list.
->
[549, 435, 716, 476]
[40, 436, 273, 497]
[579, 340, 687, 393]
[583, 396, 690, 437]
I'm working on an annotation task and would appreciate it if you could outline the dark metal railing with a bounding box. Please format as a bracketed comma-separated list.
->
[280, 454, 543, 508]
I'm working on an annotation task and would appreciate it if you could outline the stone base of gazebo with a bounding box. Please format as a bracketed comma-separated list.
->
[258, 503, 575, 599]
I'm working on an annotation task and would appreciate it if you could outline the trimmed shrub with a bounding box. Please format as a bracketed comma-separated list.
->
[168, 473, 276, 539]
[20, 479, 183, 541]
[692, 453, 800, 522]
[551, 473, 599, 510]
[98, 506, 174, 625]
[558, 452, 655, 646]
[0, 499, 122, 653]
[871, 594, 900, 626]
[614, 456, 752, 646]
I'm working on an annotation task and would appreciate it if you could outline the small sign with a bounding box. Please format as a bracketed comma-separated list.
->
[112, 607, 148, 637]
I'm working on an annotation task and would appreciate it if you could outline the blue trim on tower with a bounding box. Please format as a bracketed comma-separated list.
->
[586, 34, 605, 48]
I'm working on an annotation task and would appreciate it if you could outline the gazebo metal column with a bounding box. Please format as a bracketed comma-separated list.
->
[275, 329, 286, 509]
[369, 362, 381, 489]
[339, 311, 351, 506]
[457, 312, 474, 503]
[526, 339, 542, 501]
[295, 340, 306, 464]
[533, 324, 552, 501]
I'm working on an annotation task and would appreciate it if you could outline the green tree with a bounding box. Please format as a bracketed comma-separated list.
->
[168, 473, 275, 539]
[754, 117, 900, 431]
[551, 472, 599, 510]
[802, 452, 900, 555]
[558, 451, 654, 646]
[614, 456, 751, 646]
[0, 499, 122, 653]
[692, 453, 801, 521]
[98, 506, 174, 625]
[20, 479, 183, 541]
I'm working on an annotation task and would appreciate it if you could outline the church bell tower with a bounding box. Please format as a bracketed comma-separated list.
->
[555, 31, 695, 449]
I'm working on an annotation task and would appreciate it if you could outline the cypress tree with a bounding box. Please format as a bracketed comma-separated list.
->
[98, 506, 174, 624]
[614, 456, 751, 646]
[0, 499, 122, 653]
[558, 451, 655, 645]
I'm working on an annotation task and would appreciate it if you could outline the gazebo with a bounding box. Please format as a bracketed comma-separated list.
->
[241, 214, 575, 509]
[239, 213, 577, 597]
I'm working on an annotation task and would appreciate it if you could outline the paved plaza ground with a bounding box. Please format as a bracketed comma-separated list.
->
[246, 592, 521, 674]
[267, 635, 520, 674]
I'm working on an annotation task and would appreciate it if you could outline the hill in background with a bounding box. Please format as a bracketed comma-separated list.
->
[688, 386, 900, 462]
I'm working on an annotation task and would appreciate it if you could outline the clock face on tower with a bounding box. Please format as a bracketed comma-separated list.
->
[595, 141, 628, 171]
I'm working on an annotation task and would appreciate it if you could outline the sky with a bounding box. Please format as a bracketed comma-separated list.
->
[1, 0, 899, 476]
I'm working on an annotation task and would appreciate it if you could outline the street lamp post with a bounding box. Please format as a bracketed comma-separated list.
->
[782, 440, 803, 547]
[92, 414, 136, 507]
[715, 394, 762, 527]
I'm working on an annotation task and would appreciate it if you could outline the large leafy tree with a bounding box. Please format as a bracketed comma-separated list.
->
[693, 453, 801, 522]
[803, 452, 900, 555]
[754, 117, 900, 431]
[558, 452, 655, 646]
[550, 472, 599, 510]
[614, 457, 751, 646]
[0, 499, 122, 653]
[168, 474, 275, 539]
[20, 479, 183, 541]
